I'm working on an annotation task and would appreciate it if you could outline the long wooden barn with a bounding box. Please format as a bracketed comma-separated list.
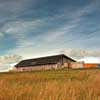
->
[14, 54, 76, 71]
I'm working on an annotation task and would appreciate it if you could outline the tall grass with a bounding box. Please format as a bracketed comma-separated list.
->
[0, 69, 100, 100]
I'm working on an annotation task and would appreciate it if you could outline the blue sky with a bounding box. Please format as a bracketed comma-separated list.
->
[0, 0, 100, 59]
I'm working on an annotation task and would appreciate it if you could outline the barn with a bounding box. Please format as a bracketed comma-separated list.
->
[14, 54, 76, 71]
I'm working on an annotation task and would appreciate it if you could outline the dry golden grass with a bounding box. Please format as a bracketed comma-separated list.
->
[0, 69, 100, 100]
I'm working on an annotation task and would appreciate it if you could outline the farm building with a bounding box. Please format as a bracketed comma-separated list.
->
[69, 62, 100, 69]
[68, 62, 84, 69]
[84, 63, 100, 68]
[14, 54, 76, 71]
[78, 57, 100, 68]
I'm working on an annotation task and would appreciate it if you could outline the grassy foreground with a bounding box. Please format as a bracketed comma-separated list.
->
[0, 69, 100, 100]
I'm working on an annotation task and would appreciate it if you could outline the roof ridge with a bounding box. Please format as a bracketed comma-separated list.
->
[22, 54, 66, 61]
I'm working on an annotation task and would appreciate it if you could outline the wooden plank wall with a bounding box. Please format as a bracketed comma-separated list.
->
[14, 64, 58, 72]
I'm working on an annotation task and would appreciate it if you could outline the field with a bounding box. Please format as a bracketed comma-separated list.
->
[0, 68, 100, 100]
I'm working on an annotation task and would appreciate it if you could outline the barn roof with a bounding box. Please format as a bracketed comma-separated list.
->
[15, 54, 76, 68]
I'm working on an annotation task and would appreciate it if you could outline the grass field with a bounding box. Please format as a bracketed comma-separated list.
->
[0, 68, 100, 100]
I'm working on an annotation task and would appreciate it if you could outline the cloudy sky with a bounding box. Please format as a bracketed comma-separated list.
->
[0, 0, 100, 62]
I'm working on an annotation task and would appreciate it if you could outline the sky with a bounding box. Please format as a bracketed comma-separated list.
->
[0, 0, 100, 71]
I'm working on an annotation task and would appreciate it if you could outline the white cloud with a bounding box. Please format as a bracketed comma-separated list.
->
[0, 32, 4, 38]
[0, 0, 99, 63]
[78, 57, 100, 64]
[62, 49, 100, 59]
[0, 18, 46, 48]
[5, 1, 99, 59]
[0, 0, 38, 15]
[0, 55, 22, 72]
[0, 55, 22, 64]
[41, 1, 99, 44]
[3, 19, 44, 34]
[43, 24, 77, 42]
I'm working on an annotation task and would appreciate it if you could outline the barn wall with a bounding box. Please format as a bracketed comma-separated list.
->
[62, 57, 75, 68]
[63, 62, 99, 69]
[63, 63, 69, 68]
[14, 64, 58, 72]
[68, 62, 84, 69]
[57, 56, 72, 67]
